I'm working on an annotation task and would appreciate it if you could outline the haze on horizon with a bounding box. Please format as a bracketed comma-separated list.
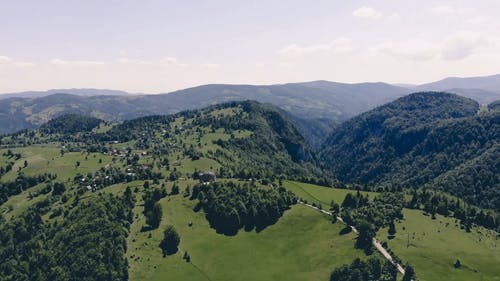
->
[1, 0, 500, 93]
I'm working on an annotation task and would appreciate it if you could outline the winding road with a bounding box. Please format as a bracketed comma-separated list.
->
[299, 201, 405, 275]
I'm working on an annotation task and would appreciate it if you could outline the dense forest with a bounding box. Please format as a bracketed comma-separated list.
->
[320, 92, 500, 211]
[0, 192, 134, 281]
[39, 114, 103, 135]
[488, 100, 500, 111]
[191, 181, 297, 235]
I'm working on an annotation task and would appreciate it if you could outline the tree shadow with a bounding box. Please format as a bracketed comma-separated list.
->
[339, 226, 352, 235]
[140, 225, 154, 232]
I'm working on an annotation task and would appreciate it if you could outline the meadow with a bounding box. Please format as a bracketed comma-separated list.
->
[122, 181, 368, 281]
[283, 181, 500, 281]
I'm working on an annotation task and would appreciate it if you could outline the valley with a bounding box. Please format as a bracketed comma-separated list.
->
[0, 94, 498, 281]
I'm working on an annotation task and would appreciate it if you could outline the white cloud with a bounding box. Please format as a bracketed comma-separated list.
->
[441, 31, 490, 60]
[352, 6, 382, 20]
[0, 56, 14, 64]
[375, 39, 440, 61]
[0, 56, 35, 67]
[277, 38, 353, 56]
[431, 5, 457, 16]
[375, 31, 499, 61]
[51, 59, 104, 66]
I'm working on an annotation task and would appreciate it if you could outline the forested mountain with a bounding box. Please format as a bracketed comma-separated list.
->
[0, 82, 411, 145]
[0, 88, 131, 99]
[320, 92, 500, 211]
[489, 100, 500, 111]
[2, 74, 500, 144]
[40, 114, 103, 134]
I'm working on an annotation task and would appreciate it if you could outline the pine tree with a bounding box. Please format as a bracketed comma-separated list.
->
[160, 225, 180, 256]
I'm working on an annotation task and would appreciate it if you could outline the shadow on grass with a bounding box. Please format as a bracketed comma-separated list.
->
[140, 225, 158, 232]
[339, 226, 352, 235]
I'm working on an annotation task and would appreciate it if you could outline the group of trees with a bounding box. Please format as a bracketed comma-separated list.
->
[0, 173, 54, 205]
[39, 114, 102, 135]
[142, 186, 167, 229]
[329, 257, 398, 281]
[0, 161, 13, 178]
[407, 189, 499, 231]
[74, 165, 163, 192]
[341, 192, 404, 230]
[0, 192, 134, 281]
[337, 192, 404, 253]
[330, 258, 418, 281]
[191, 181, 297, 235]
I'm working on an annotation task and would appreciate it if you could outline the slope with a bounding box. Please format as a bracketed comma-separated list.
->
[0, 81, 410, 146]
[320, 92, 500, 210]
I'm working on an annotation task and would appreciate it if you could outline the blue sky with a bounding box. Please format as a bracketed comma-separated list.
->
[1, 0, 500, 93]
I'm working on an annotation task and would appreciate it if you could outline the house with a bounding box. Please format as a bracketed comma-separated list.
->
[199, 171, 216, 183]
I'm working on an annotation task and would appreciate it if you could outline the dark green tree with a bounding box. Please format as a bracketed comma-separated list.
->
[171, 183, 180, 195]
[146, 202, 163, 229]
[160, 225, 180, 256]
[388, 220, 396, 237]
[402, 263, 417, 281]
[355, 220, 375, 254]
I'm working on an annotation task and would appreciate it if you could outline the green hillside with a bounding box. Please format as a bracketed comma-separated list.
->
[118, 180, 367, 281]
[320, 92, 500, 211]
[282, 181, 500, 281]
[0, 99, 499, 281]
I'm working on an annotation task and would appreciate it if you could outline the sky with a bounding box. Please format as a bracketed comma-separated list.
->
[1, 0, 500, 93]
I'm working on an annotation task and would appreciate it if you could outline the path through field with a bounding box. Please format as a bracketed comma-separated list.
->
[299, 201, 405, 275]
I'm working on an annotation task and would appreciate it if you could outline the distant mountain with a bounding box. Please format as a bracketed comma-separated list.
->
[319, 92, 500, 210]
[415, 74, 500, 104]
[0, 88, 131, 99]
[489, 100, 500, 111]
[0, 82, 410, 146]
[2, 73, 500, 143]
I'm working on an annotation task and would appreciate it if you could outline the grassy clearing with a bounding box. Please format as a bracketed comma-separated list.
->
[282, 180, 376, 206]
[0, 146, 114, 182]
[125, 181, 366, 281]
[0, 183, 49, 220]
[380, 209, 500, 281]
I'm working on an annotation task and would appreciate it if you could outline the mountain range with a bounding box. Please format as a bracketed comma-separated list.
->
[1, 74, 500, 146]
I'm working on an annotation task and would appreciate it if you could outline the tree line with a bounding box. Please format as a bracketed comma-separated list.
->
[191, 181, 297, 235]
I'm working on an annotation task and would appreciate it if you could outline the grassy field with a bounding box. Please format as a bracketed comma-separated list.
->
[282, 181, 500, 281]
[282, 180, 377, 206]
[123, 181, 367, 281]
[0, 146, 114, 182]
[380, 209, 500, 281]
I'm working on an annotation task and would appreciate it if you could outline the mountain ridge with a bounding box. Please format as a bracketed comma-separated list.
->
[319, 92, 499, 210]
